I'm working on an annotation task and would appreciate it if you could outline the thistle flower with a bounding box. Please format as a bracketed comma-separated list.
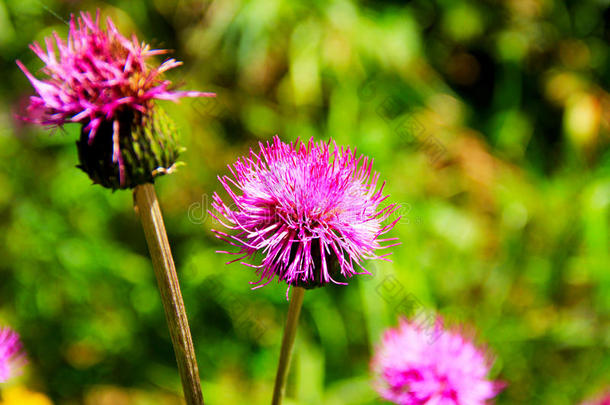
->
[211, 136, 400, 292]
[0, 327, 26, 383]
[371, 318, 503, 405]
[16, 12, 209, 403]
[17, 11, 214, 189]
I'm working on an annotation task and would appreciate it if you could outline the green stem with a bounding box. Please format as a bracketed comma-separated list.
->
[271, 286, 306, 405]
[134, 183, 204, 405]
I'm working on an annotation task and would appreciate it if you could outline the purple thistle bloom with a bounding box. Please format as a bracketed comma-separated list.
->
[210, 136, 400, 294]
[17, 11, 213, 185]
[371, 318, 504, 405]
[0, 327, 26, 383]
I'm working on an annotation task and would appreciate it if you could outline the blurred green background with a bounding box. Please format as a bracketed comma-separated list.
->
[0, 0, 609, 404]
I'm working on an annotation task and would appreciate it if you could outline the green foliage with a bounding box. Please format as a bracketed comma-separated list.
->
[0, 0, 609, 404]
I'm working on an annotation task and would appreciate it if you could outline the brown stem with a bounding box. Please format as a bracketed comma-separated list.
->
[134, 183, 204, 405]
[271, 286, 306, 405]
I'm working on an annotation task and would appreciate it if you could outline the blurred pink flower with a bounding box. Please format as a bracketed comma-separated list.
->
[16, 11, 213, 184]
[371, 318, 503, 405]
[211, 136, 400, 294]
[582, 390, 610, 405]
[0, 327, 26, 383]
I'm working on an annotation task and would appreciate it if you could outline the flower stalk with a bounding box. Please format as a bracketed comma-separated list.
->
[271, 286, 306, 405]
[134, 183, 204, 405]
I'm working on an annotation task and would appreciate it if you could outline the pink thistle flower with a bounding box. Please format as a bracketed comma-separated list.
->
[371, 318, 504, 405]
[0, 327, 26, 383]
[16, 10, 214, 188]
[210, 136, 400, 294]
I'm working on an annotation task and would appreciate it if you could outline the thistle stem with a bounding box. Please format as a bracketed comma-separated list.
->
[271, 286, 306, 405]
[134, 183, 204, 405]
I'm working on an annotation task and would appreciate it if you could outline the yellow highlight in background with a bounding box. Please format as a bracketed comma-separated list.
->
[0, 386, 53, 405]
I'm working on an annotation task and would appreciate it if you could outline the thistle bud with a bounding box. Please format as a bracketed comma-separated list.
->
[76, 107, 182, 190]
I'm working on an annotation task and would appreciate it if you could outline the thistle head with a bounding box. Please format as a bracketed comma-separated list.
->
[371, 318, 504, 405]
[211, 136, 400, 295]
[17, 11, 214, 189]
